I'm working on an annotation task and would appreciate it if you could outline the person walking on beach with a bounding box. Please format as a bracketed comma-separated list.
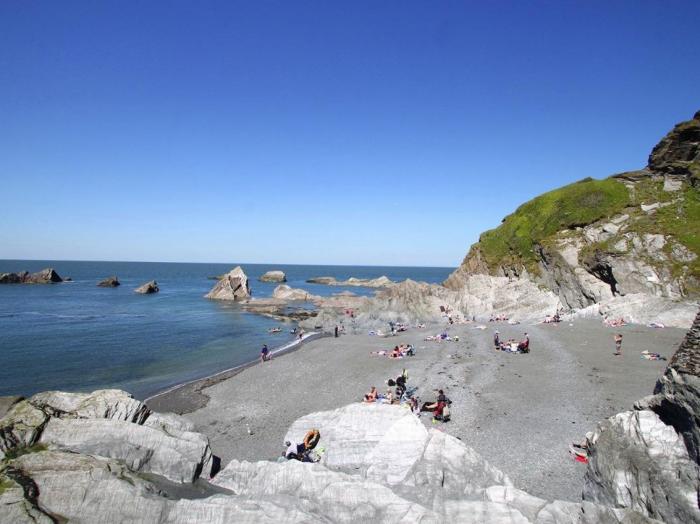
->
[614, 334, 623, 356]
[334, 325, 339, 338]
[260, 344, 270, 362]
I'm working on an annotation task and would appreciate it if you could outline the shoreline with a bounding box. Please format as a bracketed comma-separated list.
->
[144, 331, 329, 413]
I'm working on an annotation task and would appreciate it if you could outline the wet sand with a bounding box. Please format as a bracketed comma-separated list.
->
[147, 319, 687, 502]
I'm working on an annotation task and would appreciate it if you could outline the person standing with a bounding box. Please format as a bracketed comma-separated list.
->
[614, 334, 623, 356]
[334, 325, 339, 338]
[493, 331, 500, 350]
[260, 344, 270, 362]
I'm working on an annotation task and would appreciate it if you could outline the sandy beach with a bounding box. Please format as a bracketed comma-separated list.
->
[147, 319, 687, 502]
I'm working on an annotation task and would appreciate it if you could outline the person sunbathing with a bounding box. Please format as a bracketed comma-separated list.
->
[517, 333, 530, 353]
[390, 346, 402, 358]
[363, 386, 378, 402]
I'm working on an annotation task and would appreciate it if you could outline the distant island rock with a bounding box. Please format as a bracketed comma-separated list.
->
[0, 268, 63, 284]
[134, 280, 159, 294]
[205, 266, 250, 301]
[272, 284, 318, 301]
[306, 275, 394, 288]
[97, 276, 120, 287]
[259, 270, 287, 283]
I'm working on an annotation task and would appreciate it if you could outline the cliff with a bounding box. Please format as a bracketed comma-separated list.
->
[445, 111, 700, 311]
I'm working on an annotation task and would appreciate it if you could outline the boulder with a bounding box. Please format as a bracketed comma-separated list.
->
[259, 270, 286, 283]
[28, 389, 150, 423]
[0, 401, 49, 459]
[205, 266, 250, 301]
[39, 417, 212, 483]
[0, 396, 23, 420]
[306, 276, 336, 285]
[97, 276, 120, 287]
[135, 280, 159, 294]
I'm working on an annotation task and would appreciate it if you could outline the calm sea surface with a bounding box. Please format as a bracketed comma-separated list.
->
[0, 260, 453, 399]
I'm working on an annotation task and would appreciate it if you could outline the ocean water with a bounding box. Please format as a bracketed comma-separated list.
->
[0, 260, 453, 399]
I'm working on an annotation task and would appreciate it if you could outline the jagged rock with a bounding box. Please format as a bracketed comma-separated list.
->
[648, 110, 700, 183]
[0, 401, 48, 459]
[259, 270, 286, 283]
[571, 294, 697, 328]
[0, 268, 62, 284]
[583, 311, 700, 523]
[205, 267, 250, 301]
[29, 389, 150, 423]
[0, 396, 23, 419]
[0, 470, 55, 523]
[272, 284, 317, 301]
[8, 451, 171, 523]
[39, 417, 212, 483]
[135, 280, 159, 294]
[97, 276, 120, 287]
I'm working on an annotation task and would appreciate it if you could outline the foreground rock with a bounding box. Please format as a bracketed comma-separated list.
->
[0, 268, 63, 284]
[205, 266, 250, 301]
[259, 270, 286, 283]
[1, 391, 658, 523]
[583, 310, 700, 523]
[135, 280, 159, 294]
[307, 275, 395, 288]
[97, 276, 120, 287]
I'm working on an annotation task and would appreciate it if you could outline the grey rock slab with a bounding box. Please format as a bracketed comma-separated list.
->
[29, 389, 150, 423]
[39, 417, 212, 483]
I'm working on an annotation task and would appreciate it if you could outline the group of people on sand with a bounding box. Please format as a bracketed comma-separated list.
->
[370, 344, 415, 358]
[284, 428, 321, 462]
[603, 316, 626, 327]
[425, 332, 459, 342]
[489, 314, 509, 322]
[493, 331, 530, 353]
[362, 371, 452, 423]
[542, 312, 561, 324]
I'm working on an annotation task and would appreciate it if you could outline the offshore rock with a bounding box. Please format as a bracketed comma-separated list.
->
[135, 280, 159, 294]
[205, 266, 250, 301]
[259, 270, 286, 282]
[272, 284, 318, 301]
[97, 276, 120, 287]
[583, 310, 700, 523]
[0, 268, 63, 284]
[306, 275, 395, 287]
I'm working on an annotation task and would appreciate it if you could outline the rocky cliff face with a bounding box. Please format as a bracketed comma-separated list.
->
[583, 310, 700, 523]
[445, 111, 700, 325]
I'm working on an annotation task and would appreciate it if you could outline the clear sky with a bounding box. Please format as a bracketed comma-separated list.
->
[1, 1, 698, 267]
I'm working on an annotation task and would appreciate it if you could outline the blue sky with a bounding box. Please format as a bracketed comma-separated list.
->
[1, 1, 698, 267]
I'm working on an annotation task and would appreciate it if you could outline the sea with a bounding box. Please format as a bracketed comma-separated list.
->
[0, 260, 453, 399]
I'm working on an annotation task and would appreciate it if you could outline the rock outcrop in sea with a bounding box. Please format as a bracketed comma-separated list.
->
[0, 388, 664, 523]
[259, 270, 286, 282]
[0, 268, 63, 284]
[307, 275, 395, 288]
[134, 280, 159, 294]
[97, 276, 120, 287]
[204, 266, 250, 301]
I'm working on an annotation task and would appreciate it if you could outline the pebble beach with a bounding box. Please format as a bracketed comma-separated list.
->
[147, 318, 687, 502]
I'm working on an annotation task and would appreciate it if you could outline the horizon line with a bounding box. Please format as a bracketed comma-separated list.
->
[0, 258, 457, 270]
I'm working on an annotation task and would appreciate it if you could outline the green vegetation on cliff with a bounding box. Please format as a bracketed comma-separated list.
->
[476, 177, 631, 272]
